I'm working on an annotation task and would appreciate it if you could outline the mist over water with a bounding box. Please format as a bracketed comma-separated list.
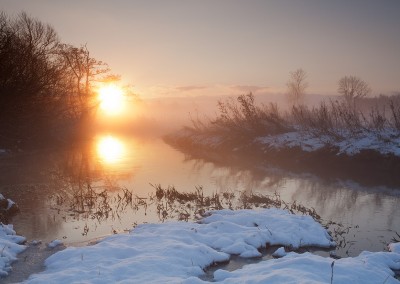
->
[95, 92, 327, 136]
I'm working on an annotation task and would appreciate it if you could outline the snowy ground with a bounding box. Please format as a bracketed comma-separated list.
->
[257, 129, 400, 156]
[0, 208, 395, 283]
[0, 224, 26, 277]
[0, 194, 26, 277]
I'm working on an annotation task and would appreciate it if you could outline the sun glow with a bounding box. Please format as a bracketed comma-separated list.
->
[98, 85, 124, 115]
[97, 136, 125, 164]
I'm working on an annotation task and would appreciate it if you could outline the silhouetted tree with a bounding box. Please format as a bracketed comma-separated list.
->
[58, 44, 110, 119]
[0, 11, 113, 148]
[286, 68, 308, 106]
[0, 12, 63, 145]
[338, 75, 371, 104]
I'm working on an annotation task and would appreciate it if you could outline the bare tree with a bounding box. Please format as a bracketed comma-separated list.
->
[0, 12, 60, 98]
[0, 12, 63, 144]
[286, 68, 308, 105]
[0, 12, 114, 147]
[338, 75, 371, 103]
[59, 44, 110, 117]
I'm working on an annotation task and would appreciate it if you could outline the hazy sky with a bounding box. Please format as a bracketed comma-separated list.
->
[1, 0, 399, 98]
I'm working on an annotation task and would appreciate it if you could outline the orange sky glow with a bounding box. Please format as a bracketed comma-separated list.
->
[1, 0, 399, 98]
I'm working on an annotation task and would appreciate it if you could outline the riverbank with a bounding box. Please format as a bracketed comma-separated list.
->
[165, 127, 400, 187]
[165, 93, 400, 186]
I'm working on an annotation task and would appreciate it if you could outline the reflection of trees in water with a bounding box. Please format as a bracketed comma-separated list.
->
[0, 149, 72, 239]
[182, 156, 287, 194]
[0, 183, 64, 241]
[48, 144, 142, 235]
[290, 179, 357, 218]
[180, 148, 400, 212]
[1, 139, 137, 240]
[183, 153, 400, 229]
[292, 179, 400, 225]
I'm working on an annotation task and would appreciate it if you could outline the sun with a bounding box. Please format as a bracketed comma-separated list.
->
[98, 85, 124, 115]
[97, 135, 124, 164]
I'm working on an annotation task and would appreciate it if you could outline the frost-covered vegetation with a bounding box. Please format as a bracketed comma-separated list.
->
[178, 92, 400, 157]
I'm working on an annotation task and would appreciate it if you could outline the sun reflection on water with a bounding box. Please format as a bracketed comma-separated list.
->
[96, 135, 125, 164]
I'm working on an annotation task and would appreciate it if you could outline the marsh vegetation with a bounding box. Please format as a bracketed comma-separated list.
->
[185, 92, 400, 144]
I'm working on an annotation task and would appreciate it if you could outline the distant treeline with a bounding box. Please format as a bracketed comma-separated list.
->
[0, 12, 114, 149]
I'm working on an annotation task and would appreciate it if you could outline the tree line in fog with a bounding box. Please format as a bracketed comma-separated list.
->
[0, 12, 116, 149]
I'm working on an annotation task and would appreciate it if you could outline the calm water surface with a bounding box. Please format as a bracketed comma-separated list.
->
[1, 133, 399, 257]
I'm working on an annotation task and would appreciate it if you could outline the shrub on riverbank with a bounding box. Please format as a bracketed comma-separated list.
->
[181, 92, 400, 154]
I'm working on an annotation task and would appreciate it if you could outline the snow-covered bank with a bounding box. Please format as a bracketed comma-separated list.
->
[0, 195, 25, 277]
[0, 224, 26, 277]
[213, 251, 400, 283]
[257, 129, 400, 157]
[171, 127, 400, 157]
[166, 128, 400, 187]
[20, 208, 400, 283]
[0, 193, 19, 217]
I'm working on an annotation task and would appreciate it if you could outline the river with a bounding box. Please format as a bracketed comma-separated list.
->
[1, 133, 399, 258]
